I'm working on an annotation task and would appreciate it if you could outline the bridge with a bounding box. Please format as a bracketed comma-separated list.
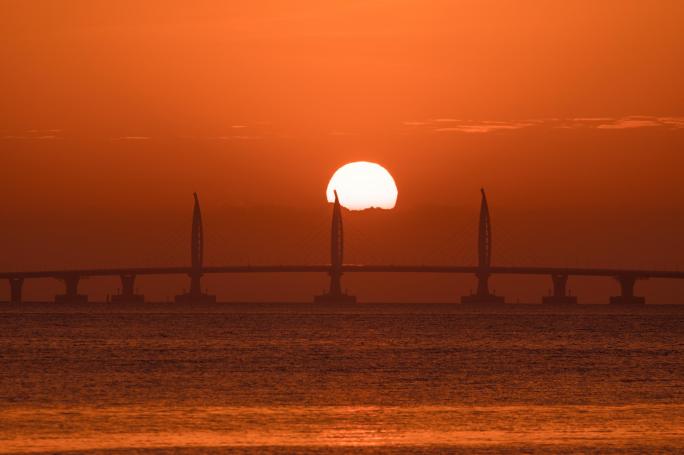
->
[2, 190, 683, 305]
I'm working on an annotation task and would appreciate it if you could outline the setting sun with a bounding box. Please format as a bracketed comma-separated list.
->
[326, 162, 398, 211]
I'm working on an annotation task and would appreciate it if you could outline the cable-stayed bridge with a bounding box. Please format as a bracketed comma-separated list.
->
[3, 190, 683, 305]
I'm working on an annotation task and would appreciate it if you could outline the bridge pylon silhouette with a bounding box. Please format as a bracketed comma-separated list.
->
[461, 189, 505, 304]
[314, 191, 357, 303]
[175, 193, 216, 303]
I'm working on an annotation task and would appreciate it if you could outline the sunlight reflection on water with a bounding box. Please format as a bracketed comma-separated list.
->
[1, 404, 683, 453]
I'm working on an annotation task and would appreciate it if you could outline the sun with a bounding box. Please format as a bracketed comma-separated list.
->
[326, 161, 398, 210]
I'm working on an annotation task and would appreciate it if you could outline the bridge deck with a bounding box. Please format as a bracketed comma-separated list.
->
[1, 265, 683, 280]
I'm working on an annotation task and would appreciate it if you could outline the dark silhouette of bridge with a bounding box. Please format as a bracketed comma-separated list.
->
[3, 190, 683, 305]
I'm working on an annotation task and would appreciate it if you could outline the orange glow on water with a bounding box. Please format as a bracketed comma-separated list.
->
[2, 404, 682, 452]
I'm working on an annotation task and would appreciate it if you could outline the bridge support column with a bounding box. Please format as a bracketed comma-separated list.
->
[55, 274, 88, 304]
[610, 275, 645, 305]
[175, 272, 216, 303]
[543, 274, 577, 304]
[461, 271, 505, 304]
[9, 278, 23, 303]
[111, 274, 145, 303]
[315, 268, 356, 304]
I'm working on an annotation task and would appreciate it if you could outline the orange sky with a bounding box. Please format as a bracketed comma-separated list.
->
[1, 1, 684, 302]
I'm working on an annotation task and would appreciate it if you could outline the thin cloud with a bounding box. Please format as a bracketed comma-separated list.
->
[569, 117, 613, 122]
[596, 118, 662, 130]
[434, 121, 534, 134]
[25, 128, 62, 134]
[3, 135, 58, 140]
[404, 116, 684, 133]
[113, 136, 150, 140]
[4, 128, 63, 139]
[658, 117, 684, 128]
[232, 135, 258, 140]
[568, 116, 684, 130]
[403, 118, 536, 134]
[217, 135, 259, 140]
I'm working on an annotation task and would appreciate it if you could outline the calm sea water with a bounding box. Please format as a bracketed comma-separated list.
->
[1, 303, 683, 453]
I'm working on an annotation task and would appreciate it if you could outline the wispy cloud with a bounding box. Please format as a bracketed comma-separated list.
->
[26, 128, 62, 133]
[217, 135, 259, 140]
[435, 122, 533, 134]
[596, 117, 662, 130]
[404, 119, 537, 134]
[3, 135, 58, 140]
[658, 117, 684, 128]
[558, 116, 684, 130]
[431, 120, 534, 134]
[3, 128, 63, 140]
[569, 117, 613, 122]
[403, 116, 684, 134]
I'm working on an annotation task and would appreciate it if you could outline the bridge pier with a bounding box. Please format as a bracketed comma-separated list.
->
[111, 274, 144, 303]
[461, 270, 505, 304]
[542, 274, 577, 304]
[175, 272, 216, 303]
[9, 278, 23, 303]
[315, 268, 357, 304]
[55, 274, 88, 304]
[610, 274, 646, 305]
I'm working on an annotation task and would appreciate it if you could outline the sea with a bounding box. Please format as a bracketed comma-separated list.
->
[0, 303, 683, 453]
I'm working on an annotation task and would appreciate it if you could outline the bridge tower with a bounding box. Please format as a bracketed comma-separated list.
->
[461, 189, 505, 304]
[175, 193, 216, 303]
[315, 191, 356, 303]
